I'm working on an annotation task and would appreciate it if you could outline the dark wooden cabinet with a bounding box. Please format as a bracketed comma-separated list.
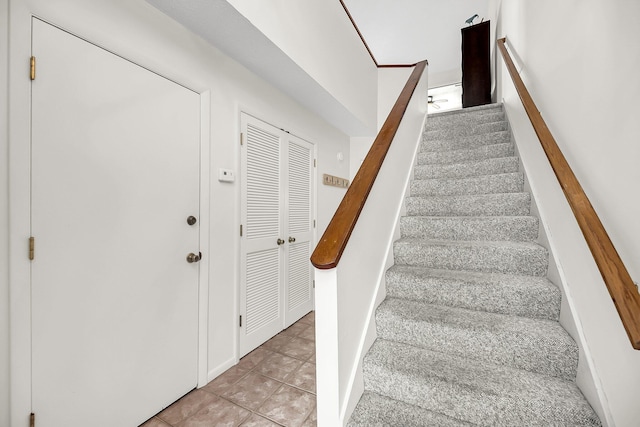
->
[462, 20, 491, 108]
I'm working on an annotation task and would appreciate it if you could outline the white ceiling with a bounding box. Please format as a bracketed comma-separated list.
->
[343, 0, 489, 72]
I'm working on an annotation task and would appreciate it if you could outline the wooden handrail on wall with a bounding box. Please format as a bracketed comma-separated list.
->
[497, 37, 640, 350]
[310, 60, 428, 270]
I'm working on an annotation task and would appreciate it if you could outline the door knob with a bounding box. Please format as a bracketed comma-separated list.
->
[288, 237, 296, 243]
[186, 252, 202, 263]
[277, 238, 285, 246]
[187, 216, 197, 226]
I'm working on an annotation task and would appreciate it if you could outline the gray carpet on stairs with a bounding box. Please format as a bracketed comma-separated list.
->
[347, 104, 601, 426]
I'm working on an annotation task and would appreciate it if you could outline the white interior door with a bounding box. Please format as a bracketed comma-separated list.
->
[239, 114, 315, 356]
[284, 135, 315, 327]
[30, 19, 201, 427]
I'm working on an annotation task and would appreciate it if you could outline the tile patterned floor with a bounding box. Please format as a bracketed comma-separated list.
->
[141, 311, 316, 427]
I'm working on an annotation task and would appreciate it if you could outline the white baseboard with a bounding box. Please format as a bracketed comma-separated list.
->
[205, 357, 238, 386]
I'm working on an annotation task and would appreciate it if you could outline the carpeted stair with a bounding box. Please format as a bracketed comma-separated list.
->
[348, 104, 601, 426]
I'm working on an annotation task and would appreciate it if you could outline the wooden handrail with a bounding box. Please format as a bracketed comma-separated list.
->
[310, 60, 427, 269]
[497, 37, 640, 350]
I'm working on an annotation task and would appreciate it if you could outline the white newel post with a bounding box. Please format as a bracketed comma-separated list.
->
[314, 268, 341, 426]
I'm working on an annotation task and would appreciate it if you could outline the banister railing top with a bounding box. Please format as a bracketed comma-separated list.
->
[497, 37, 640, 350]
[310, 60, 427, 270]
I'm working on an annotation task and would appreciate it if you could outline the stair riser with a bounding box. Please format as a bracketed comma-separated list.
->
[406, 193, 531, 217]
[363, 360, 597, 427]
[375, 301, 578, 379]
[399, 216, 538, 241]
[431, 104, 503, 117]
[424, 121, 507, 141]
[411, 173, 524, 197]
[394, 241, 548, 276]
[426, 111, 505, 129]
[348, 392, 473, 427]
[385, 268, 560, 320]
[422, 131, 510, 152]
[417, 143, 514, 166]
[414, 157, 519, 180]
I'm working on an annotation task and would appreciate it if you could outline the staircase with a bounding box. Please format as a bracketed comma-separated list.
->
[348, 104, 601, 426]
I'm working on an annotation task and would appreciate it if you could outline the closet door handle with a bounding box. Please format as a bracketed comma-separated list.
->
[288, 237, 296, 243]
[186, 252, 202, 263]
[277, 238, 285, 246]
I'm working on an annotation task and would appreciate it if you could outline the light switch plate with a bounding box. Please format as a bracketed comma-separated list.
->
[322, 173, 349, 188]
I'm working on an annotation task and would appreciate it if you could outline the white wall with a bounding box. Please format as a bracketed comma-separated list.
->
[490, 1, 640, 426]
[318, 141, 351, 235]
[350, 67, 415, 180]
[5, 0, 354, 423]
[492, 0, 640, 282]
[377, 68, 416, 128]
[0, 0, 10, 424]
[227, 0, 378, 136]
[429, 68, 462, 89]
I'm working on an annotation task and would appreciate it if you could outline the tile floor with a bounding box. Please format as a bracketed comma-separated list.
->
[141, 311, 316, 427]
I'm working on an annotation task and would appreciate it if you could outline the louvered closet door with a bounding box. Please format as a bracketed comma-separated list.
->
[240, 114, 316, 357]
[240, 115, 285, 356]
[284, 135, 314, 327]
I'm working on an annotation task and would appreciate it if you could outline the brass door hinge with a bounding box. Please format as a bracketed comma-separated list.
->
[239, 315, 242, 327]
[240, 132, 244, 146]
[240, 224, 243, 237]
[30, 56, 36, 80]
[313, 220, 316, 228]
[313, 159, 316, 167]
[29, 237, 35, 260]
[30, 413, 35, 427]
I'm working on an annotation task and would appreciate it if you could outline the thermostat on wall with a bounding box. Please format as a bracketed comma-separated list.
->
[218, 168, 235, 182]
